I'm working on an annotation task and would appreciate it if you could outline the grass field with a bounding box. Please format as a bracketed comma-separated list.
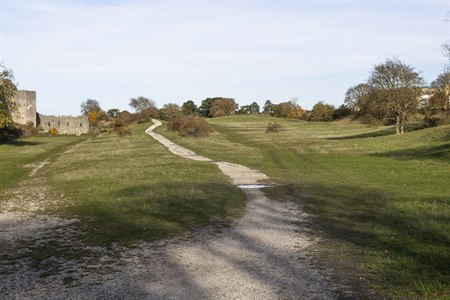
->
[0, 135, 85, 194]
[48, 122, 246, 245]
[157, 115, 450, 299]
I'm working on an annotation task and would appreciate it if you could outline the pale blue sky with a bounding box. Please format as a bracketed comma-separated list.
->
[3, 0, 449, 115]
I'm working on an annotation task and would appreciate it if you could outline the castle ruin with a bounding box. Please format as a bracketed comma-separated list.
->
[12, 90, 89, 135]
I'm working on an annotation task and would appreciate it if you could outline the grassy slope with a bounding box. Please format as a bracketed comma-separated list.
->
[157, 115, 450, 299]
[49, 122, 246, 245]
[0, 135, 84, 194]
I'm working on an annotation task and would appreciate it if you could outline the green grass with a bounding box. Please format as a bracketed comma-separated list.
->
[156, 115, 450, 299]
[0, 135, 85, 194]
[49, 122, 246, 245]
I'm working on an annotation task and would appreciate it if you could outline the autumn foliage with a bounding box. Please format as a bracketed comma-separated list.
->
[167, 115, 213, 138]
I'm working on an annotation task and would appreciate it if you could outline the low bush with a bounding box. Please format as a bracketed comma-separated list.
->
[0, 126, 23, 142]
[266, 122, 283, 133]
[111, 120, 131, 136]
[115, 111, 138, 125]
[423, 115, 443, 128]
[167, 115, 213, 138]
[48, 127, 59, 136]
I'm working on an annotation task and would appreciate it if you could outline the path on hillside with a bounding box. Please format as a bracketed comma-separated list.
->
[0, 121, 349, 299]
[134, 119, 341, 299]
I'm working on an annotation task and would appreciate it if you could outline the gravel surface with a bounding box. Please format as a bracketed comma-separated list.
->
[0, 120, 349, 299]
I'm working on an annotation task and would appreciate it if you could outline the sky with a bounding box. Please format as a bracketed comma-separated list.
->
[2, 0, 449, 115]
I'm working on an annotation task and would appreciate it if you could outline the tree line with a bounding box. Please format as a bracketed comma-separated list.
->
[1, 54, 449, 141]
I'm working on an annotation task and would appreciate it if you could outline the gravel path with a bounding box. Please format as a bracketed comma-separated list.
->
[0, 120, 346, 299]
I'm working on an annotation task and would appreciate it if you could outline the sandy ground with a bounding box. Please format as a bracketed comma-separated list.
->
[0, 120, 351, 299]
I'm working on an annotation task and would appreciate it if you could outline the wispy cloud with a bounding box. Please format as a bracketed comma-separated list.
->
[3, 1, 448, 114]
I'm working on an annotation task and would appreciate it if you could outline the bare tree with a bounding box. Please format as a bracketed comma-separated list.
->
[80, 99, 101, 115]
[129, 96, 156, 113]
[431, 71, 450, 110]
[344, 83, 371, 111]
[368, 58, 424, 134]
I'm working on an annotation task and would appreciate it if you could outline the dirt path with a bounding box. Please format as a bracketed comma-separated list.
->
[0, 121, 348, 299]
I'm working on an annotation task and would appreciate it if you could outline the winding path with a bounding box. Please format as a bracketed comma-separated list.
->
[134, 119, 340, 299]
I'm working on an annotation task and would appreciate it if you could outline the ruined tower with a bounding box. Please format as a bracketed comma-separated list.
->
[12, 90, 37, 126]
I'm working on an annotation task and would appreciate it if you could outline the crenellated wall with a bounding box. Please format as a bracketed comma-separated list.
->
[11, 90, 90, 135]
[38, 115, 89, 136]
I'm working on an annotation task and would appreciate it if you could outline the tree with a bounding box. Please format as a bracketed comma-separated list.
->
[181, 100, 199, 115]
[0, 66, 17, 128]
[309, 101, 335, 122]
[273, 100, 305, 119]
[344, 83, 371, 112]
[262, 100, 275, 115]
[368, 58, 424, 134]
[107, 108, 120, 119]
[158, 103, 181, 121]
[210, 98, 236, 117]
[249, 102, 260, 114]
[81, 99, 101, 115]
[129, 96, 156, 113]
[199, 98, 218, 117]
[431, 72, 450, 110]
[237, 102, 260, 114]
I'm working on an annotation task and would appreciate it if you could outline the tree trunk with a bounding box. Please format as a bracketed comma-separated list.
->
[395, 115, 401, 134]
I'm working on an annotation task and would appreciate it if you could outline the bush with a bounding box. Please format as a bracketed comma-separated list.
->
[138, 107, 158, 123]
[424, 115, 443, 128]
[0, 126, 23, 142]
[115, 111, 138, 125]
[266, 122, 283, 133]
[111, 120, 132, 136]
[167, 115, 213, 138]
[309, 101, 335, 122]
[48, 127, 58, 136]
[115, 125, 132, 136]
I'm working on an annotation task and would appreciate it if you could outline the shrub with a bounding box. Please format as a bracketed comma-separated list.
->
[115, 125, 131, 136]
[167, 115, 213, 138]
[309, 101, 335, 122]
[0, 125, 23, 142]
[138, 107, 158, 123]
[48, 127, 58, 136]
[111, 120, 131, 136]
[266, 122, 283, 133]
[424, 115, 443, 128]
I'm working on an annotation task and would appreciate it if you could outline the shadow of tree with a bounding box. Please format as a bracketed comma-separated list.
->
[373, 143, 450, 162]
[327, 127, 396, 140]
[267, 183, 450, 297]
[69, 182, 245, 245]
[1, 140, 41, 146]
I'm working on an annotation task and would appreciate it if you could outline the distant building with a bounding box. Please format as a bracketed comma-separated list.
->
[11, 90, 89, 135]
[419, 87, 437, 108]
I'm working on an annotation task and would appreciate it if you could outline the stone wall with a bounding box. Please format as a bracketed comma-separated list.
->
[38, 115, 90, 136]
[12, 90, 37, 126]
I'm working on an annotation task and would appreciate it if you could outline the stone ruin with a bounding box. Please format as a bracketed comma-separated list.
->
[11, 90, 89, 136]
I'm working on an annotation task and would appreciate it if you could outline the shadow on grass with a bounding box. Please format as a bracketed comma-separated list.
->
[1, 140, 41, 146]
[327, 127, 396, 140]
[374, 143, 450, 162]
[70, 182, 244, 246]
[267, 183, 450, 297]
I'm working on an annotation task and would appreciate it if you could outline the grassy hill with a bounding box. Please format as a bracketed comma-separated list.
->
[157, 115, 450, 299]
[2, 117, 448, 298]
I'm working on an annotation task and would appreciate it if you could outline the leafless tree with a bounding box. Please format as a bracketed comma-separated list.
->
[368, 58, 424, 134]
